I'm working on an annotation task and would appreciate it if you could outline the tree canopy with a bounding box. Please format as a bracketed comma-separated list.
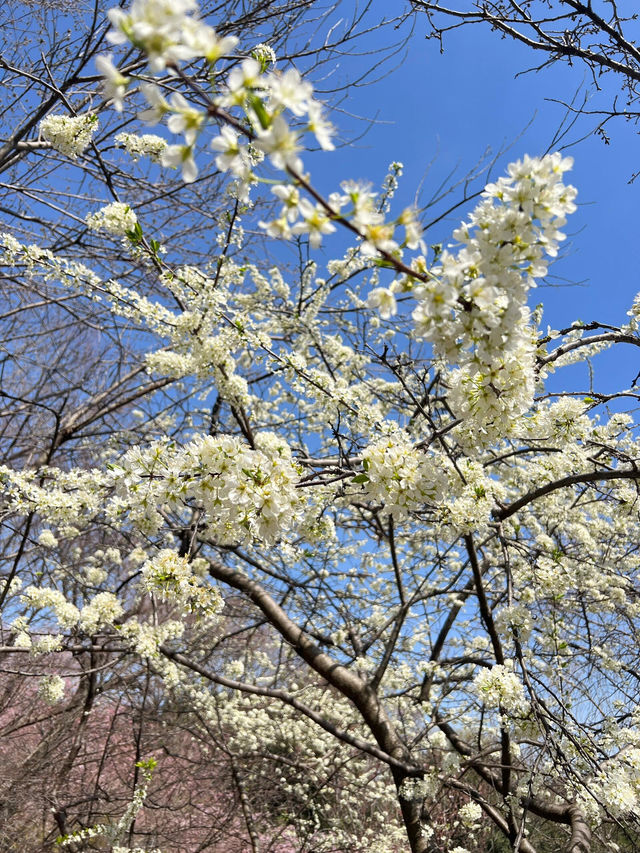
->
[2, 2, 640, 853]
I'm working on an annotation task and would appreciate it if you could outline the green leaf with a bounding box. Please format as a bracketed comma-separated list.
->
[352, 473, 370, 484]
[249, 95, 271, 130]
[127, 221, 144, 245]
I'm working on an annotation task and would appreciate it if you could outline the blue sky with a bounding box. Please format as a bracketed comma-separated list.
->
[302, 5, 640, 395]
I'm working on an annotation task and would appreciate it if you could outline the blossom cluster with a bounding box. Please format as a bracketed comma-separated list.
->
[38, 674, 66, 704]
[263, 178, 422, 253]
[398, 776, 438, 802]
[92, 0, 425, 271]
[94, 0, 335, 185]
[417, 152, 577, 358]
[21, 584, 124, 635]
[118, 618, 185, 659]
[141, 549, 223, 617]
[86, 201, 138, 236]
[473, 663, 530, 716]
[115, 131, 168, 161]
[357, 434, 501, 532]
[358, 433, 448, 517]
[58, 824, 107, 848]
[110, 432, 305, 544]
[382, 154, 578, 443]
[39, 113, 98, 159]
[0, 463, 107, 528]
[202, 681, 409, 851]
[38, 529, 58, 548]
[107, 0, 237, 72]
[457, 801, 483, 828]
[22, 586, 81, 629]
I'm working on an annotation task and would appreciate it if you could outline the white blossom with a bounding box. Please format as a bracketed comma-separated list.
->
[161, 144, 198, 183]
[95, 54, 129, 110]
[251, 42, 276, 70]
[473, 664, 529, 716]
[38, 674, 65, 704]
[290, 198, 336, 247]
[115, 132, 167, 162]
[255, 116, 303, 171]
[457, 801, 483, 828]
[39, 113, 98, 159]
[107, 0, 200, 70]
[367, 287, 397, 319]
[167, 92, 205, 145]
[141, 549, 223, 616]
[87, 202, 138, 236]
[37, 529, 58, 548]
[210, 126, 251, 175]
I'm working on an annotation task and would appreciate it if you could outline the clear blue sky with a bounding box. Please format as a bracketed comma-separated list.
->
[302, 4, 640, 395]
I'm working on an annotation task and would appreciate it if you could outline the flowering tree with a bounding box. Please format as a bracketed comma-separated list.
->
[3, 1, 640, 853]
